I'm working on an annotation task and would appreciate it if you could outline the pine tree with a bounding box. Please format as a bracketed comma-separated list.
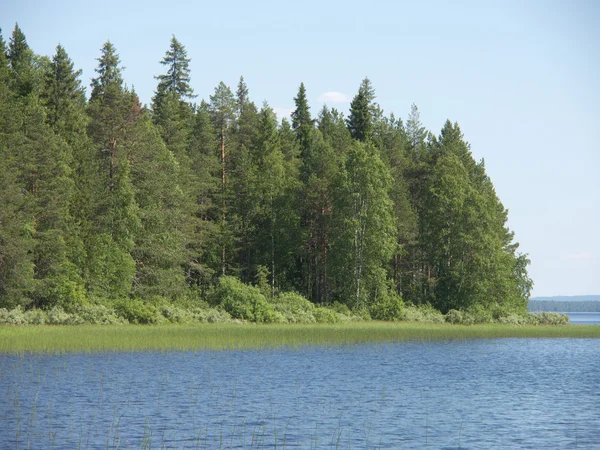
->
[209, 82, 236, 275]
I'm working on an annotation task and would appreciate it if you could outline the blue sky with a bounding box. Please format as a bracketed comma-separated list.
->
[2, 0, 598, 296]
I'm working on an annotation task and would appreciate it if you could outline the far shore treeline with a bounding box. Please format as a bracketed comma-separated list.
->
[0, 25, 535, 324]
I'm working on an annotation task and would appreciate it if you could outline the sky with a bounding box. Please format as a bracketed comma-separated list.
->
[2, 0, 598, 297]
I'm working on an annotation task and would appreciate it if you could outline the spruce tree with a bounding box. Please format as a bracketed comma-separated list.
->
[43, 45, 86, 134]
[86, 42, 140, 300]
[346, 77, 378, 142]
[153, 35, 195, 104]
[291, 82, 313, 152]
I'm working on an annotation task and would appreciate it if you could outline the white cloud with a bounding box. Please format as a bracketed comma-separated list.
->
[318, 91, 351, 104]
[273, 107, 294, 121]
[560, 252, 593, 261]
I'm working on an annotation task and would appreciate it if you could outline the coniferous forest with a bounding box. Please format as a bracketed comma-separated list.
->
[0, 25, 534, 323]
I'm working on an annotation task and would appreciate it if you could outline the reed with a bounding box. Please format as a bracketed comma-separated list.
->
[1, 322, 599, 354]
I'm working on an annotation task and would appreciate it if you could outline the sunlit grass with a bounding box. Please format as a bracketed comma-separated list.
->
[1, 322, 599, 354]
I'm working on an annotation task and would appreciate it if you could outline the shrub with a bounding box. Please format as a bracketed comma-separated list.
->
[0, 307, 27, 325]
[527, 312, 569, 326]
[208, 276, 277, 323]
[272, 292, 317, 323]
[466, 305, 494, 324]
[445, 309, 463, 324]
[313, 307, 341, 324]
[403, 303, 445, 323]
[74, 304, 127, 325]
[369, 291, 404, 321]
[113, 298, 165, 324]
[47, 306, 85, 325]
[23, 308, 48, 325]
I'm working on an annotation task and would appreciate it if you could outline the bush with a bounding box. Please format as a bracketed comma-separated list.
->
[208, 276, 278, 323]
[403, 303, 445, 323]
[47, 306, 85, 325]
[445, 309, 463, 324]
[272, 292, 317, 323]
[0, 307, 27, 325]
[313, 307, 341, 324]
[23, 308, 48, 325]
[526, 312, 569, 326]
[74, 304, 127, 325]
[113, 298, 165, 324]
[369, 291, 404, 321]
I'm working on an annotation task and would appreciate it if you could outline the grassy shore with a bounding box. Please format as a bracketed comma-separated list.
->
[1, 322, 599, 354]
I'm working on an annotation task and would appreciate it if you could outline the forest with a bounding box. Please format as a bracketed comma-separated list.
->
[0, 24, 534, 324]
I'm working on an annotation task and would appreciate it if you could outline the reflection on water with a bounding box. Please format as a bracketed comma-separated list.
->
[1, 339, 599, 449]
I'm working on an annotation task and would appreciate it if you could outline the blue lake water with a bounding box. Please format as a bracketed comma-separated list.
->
[565, 312, 600, 325]
[1, 339, 599, 449]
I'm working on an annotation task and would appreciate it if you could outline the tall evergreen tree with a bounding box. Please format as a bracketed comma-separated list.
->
[209, 82, 236, 275]
[346, 77, 378, 142]
[129, 113, 188, 299]
[154, 35, 195, 102]
[7, 23, 36, 97]
[291, 82, 313, 152]
[89, 41, 123, 101]
[86, 42, 140, 299]
[186, 102, 220, 286]
[0, 30, 35, 307]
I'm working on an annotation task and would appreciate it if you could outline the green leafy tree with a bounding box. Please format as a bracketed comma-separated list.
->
[330, 141, 396, 309]
[422, 121, 531, 313]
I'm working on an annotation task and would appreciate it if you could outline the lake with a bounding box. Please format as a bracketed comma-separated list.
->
[565, 312, 600, 325]
[1, 339, 599, 449]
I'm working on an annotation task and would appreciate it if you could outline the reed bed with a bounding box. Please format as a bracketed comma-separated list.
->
[1, 322, 599, 354]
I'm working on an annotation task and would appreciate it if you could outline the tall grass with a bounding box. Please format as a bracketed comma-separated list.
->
[1, 322, 599, 354]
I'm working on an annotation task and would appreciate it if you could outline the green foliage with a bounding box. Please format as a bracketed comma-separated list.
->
[86, 234, 135, 300]
[403, 303, 446, 324]
[291, 82, 313, 150]
[113, 298, 165, 324]
[0, 25, 534, 324]
[272, 292, 317, 323]
[346, 78, 378, 142]
[208, 276, 280, 323]
[370, 289, 404, 321]
[153, 35, 195, 104]
[313, 307, 341, 324]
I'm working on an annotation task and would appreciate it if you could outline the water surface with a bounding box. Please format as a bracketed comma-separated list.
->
[1, 339, 599, 449]
[565, 312, 600, 325]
